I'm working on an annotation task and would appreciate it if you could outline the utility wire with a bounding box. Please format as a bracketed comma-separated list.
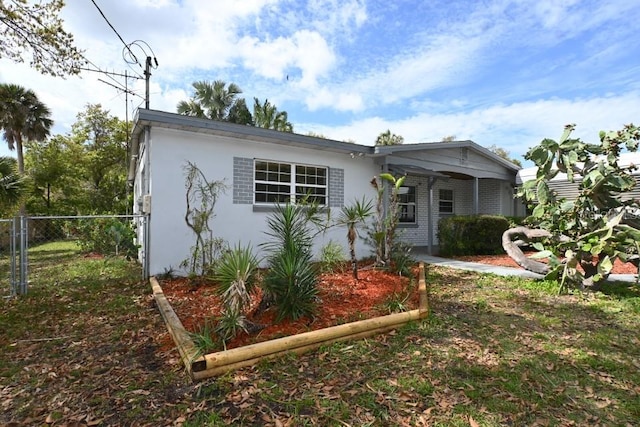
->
[90, 0, 140, 65]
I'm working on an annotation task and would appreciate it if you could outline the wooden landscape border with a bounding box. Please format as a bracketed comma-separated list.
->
[151, 262, 431, 380]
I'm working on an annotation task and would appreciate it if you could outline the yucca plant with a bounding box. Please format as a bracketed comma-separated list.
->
[215, 310, 249, 350]
[189, 318, 220, 357]
[261, 201, 320, 321]
[263, 244, 318, 321]
[212, 243, 259, 343]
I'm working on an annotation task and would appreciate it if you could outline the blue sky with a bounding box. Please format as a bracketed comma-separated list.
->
[1, 0, 639, 166]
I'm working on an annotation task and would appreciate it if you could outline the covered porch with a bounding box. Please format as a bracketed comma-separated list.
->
[373, 141, 521, 254]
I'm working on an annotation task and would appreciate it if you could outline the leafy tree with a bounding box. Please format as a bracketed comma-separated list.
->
[504, 123, 640, 290]
[487, 144, 522, 167]
[441, 135, 457, 142]
[253, 98, 293, 132]
[338, 197, 373, 279]
[306, 131, 328, 139]
[68, 104, 129, 213]
[24, 135, 77, 214]
[0, 83, 53, 175]
[23, 104, 130, 215]
[0, 156, 26, 216]
[375, 129, 404, 146]
[0, 0, 85, 76]
[177, 80, 246, 122]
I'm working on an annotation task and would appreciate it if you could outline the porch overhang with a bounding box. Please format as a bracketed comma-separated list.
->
[387, 164, 449, 179]
[382, 155, 516, 183]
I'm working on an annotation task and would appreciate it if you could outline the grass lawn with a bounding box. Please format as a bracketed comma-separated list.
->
[1, 243, 639, 426]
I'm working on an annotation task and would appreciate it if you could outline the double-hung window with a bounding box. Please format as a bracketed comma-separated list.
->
[254, 160, 327, 205]
[398, 186, 416, 223]
[439, 189, 454, 214]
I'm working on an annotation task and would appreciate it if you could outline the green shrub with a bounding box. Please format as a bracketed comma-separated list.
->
[438, 215, 510, 256]
[390, 240, 415, 276]
[190, 318, 221, 356]
[73, 218, 138, 258]
[319, 240, 346, 273]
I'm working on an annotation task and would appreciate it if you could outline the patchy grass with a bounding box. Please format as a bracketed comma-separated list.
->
[1, 250, 639, 426]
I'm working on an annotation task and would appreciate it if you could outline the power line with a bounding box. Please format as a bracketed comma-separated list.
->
[90, 0, 139, 65]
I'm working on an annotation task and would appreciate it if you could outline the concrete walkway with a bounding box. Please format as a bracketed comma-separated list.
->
[413, 253, 638, 283]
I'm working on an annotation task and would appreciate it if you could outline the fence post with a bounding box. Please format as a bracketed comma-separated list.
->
[19, 216, 29, 295]
[9, 217, 18, 296]
[143, 214, 150, 280]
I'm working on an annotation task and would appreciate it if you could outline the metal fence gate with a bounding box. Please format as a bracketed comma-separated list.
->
[1, 215, 149, 297]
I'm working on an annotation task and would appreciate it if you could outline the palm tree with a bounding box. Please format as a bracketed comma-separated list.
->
[177, 80, 245, 121]
[0, 156, 26, 215]
[0, 83, 53, 174]
[338, 197, 373, 280]
[253, 98, 293, 132]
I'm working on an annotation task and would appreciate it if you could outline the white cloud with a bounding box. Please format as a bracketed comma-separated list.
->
[238, 30, 336, 85]
[299, 92, 640, 166]
[2, 0, 639, 167]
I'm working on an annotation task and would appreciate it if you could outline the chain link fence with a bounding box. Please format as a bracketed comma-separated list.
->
[1, 215, 148, 297]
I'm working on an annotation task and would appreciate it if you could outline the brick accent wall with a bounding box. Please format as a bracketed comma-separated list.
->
[234, 157, 344, 207]
[233, 157, 253, 204]
[329, 168, 344, 207]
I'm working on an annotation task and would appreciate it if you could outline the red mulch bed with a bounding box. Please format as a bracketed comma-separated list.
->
[158, 266, 419, 351]
[452, 253, 638, 274]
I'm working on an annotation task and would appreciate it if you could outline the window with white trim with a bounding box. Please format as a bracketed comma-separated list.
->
[439, 189, 454, 214]
[398, 186, 416, 223]
[254, 160, 327, 205]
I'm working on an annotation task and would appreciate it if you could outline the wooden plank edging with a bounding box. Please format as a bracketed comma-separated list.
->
[152, 262, 430, 380]
[150, 277, 200, 376]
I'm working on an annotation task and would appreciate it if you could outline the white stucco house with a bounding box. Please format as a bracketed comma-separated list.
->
[128, 109, 522, 276]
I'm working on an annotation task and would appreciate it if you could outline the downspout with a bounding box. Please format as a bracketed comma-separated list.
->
[144, 125, 151, 279]
[144, 125, 151, 196]
[382, 160, 389, 260]
[427, 177, 436, 255]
